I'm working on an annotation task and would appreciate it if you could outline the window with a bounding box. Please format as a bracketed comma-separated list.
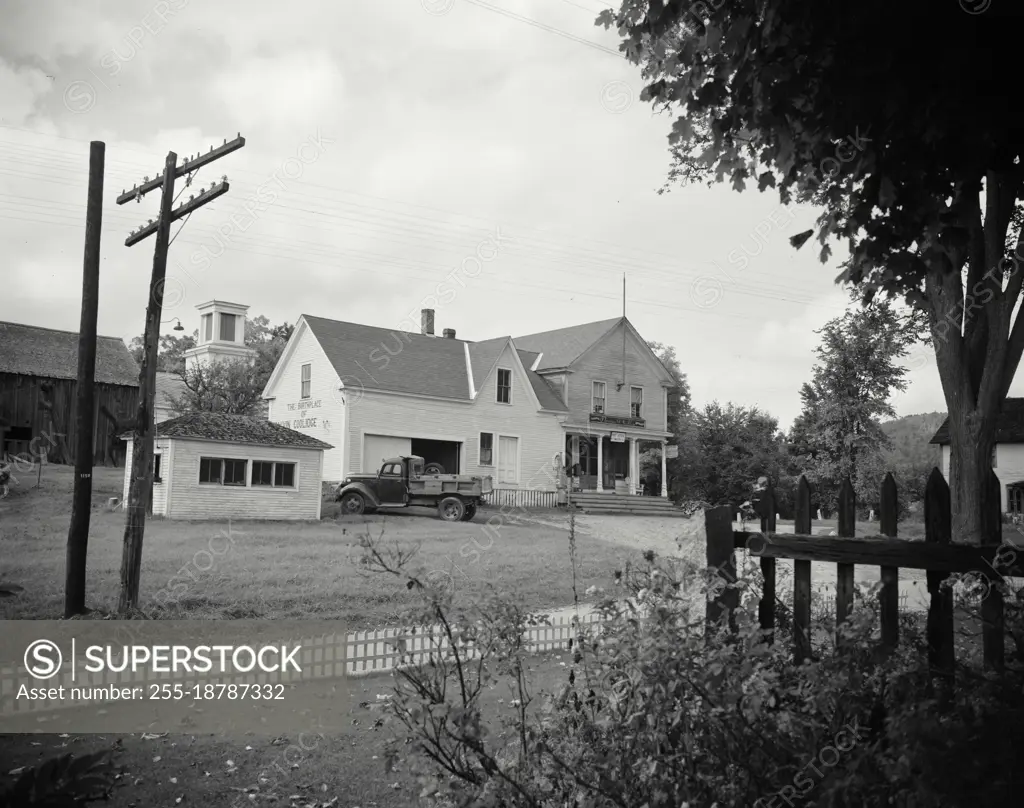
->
[199, 457, 248, 486]
[275, 462, 295, 487]
[630, 386, 643, 418]
[223, 459, 247, 486]
[220, 313, 236, 342]
[381, 463, 402, 477]
[153, 454, 162, 483]
[592, 381, 606, 414]
[202, 314, 213, 342]
[496, 368, 512, 404]
[251, 461, 296, 487]
[301, 364, 311, 399]
[479, 432, 494, 466]
[199, 457, 222, 484]
[251, 461, 273, 486]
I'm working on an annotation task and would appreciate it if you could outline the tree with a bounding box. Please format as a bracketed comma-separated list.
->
[601, 2, 1023, 544]
[673, 401, 788, 508]
[793, 303, 918, 513]
[128, 331, 196, 373]
[167, 317, 290, 417]
[169, 356, 269, 416]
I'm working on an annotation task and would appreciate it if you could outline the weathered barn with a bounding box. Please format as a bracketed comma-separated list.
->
[0, 321, 140, 466]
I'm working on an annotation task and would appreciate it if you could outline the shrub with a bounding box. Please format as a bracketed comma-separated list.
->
[361, 521, 1024, 807]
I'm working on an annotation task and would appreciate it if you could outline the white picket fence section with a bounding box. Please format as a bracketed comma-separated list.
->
[483, 489, 560, 509]
[347, 610, 606, 676]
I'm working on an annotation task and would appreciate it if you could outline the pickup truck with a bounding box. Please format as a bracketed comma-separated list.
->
[334, 455, 493, 522]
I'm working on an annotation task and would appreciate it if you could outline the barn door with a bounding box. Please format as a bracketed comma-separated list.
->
[498, 436, 518, 484]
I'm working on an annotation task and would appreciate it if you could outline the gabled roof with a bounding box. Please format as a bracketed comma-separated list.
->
[304, 315, 470, 400]
[295, 315, 568, 409]
[512, 317, 621, 370]
[931, 400, 1024, 444]
[124, 412, 333, 449]
[0, 321, 139, 387]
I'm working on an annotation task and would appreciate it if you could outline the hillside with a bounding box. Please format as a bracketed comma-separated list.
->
[880, 412, 946, 468]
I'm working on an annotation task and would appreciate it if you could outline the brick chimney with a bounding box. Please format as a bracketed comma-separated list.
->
[443, 328, 456, 339]
[421, 309, 435, 336]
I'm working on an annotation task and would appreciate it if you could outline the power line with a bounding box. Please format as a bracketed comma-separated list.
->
[0, 202, 848, 327]
[0, 152, 836, 306]
[0, 191, 845, 311]
[461, 0, 622, 58]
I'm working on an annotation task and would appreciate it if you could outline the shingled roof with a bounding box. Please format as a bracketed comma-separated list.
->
[512, 318, 621, 370]
[0, 321, 139, 387]
[930, 400, 1024, 445]
[124, 412, 333, 450]
[301, 315, 568, 410]
[305, 315, 470, 400]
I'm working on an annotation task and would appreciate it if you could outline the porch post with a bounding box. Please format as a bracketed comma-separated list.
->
[628, 436, 636, 495]
[596, 434, 604, 492]
[660, 440, 668, 498]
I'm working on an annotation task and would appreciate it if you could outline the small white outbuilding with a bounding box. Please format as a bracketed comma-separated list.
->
[122, 412, 333, 521]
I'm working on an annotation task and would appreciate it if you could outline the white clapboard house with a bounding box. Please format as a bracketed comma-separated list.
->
[261, 307, 678, 508]
[122, 411, 332, 521]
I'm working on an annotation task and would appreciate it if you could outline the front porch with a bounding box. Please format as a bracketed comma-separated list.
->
[563, 424, 670, 498]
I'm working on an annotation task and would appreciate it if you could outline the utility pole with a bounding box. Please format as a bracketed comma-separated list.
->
[116, 136, 245, 615]
[64, 140, 105, 618]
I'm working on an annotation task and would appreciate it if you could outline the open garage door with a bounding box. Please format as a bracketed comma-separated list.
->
[411, 439, 461, 474]
[363, 435, 412, 472]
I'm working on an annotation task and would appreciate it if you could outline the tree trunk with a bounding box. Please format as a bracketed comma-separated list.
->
[947, 403, 999, 546]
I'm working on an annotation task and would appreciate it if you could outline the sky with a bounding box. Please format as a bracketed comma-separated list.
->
[0, 0, 972, 428]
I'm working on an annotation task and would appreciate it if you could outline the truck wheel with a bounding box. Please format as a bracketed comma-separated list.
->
[460, 502, 477, 522]
[424, 462, 444, 475]
[339, 491, 366, 516]
[438, 496, 465, 522]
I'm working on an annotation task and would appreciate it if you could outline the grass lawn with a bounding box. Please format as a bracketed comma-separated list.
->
[0, 465, 638, 626]
[0, 465, 635, 804]
[765, 517, 927, 540]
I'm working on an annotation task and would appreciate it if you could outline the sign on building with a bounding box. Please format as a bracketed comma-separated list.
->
[610, 432, 625, 443]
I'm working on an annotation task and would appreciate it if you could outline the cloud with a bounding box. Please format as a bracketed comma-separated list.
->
[0, 61, 51, 125]
[209, 51, 345, 138]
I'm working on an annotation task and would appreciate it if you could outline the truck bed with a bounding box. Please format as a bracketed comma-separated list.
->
[407, 475, 493, 497]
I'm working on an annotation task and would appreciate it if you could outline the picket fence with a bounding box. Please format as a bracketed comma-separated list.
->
[483, 488, 559, 509]
[708, 469, 1023, 676]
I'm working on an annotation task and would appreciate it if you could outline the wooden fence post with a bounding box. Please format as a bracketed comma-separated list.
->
[705, 505, 738, 638]
[835, 477, 856, 650]
[924, 467, 954, 684]
[982, 468, 1005, 671]
[758, 482, 777, 644]
[878, 472, 900, 656]
[793, 475, 813, 664]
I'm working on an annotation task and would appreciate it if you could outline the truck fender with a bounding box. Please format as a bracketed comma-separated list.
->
[336, 482, 381, 508]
